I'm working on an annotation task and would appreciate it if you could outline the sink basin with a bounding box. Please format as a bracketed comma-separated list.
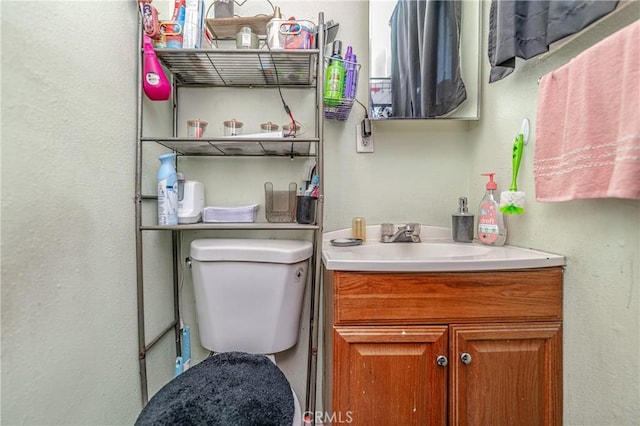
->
[322, 225, 565, 272]
[356, 243, 491, 259]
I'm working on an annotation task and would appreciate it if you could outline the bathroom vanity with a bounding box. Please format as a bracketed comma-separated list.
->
[322, 226, 564, 425]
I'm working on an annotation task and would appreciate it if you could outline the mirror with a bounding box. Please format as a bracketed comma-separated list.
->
[369, 0, 481, 119]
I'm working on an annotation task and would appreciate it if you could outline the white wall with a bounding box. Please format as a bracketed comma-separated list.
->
[1, 1, 141, 424]
[1, 1, 638, 425]
[467, 2, 640, 425]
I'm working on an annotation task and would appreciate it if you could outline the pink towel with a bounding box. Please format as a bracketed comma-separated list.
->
[534, 20, 640, 202]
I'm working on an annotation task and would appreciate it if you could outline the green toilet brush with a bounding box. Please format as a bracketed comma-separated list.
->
[500, 133, 525, 214]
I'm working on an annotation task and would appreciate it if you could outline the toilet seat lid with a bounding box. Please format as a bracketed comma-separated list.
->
[191, 238, 313, 264]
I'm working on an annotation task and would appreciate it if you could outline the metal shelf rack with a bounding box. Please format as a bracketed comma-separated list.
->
[134, 14, 326, 419]
[142, 136, 319, 157]
[155, 48, 319, 87]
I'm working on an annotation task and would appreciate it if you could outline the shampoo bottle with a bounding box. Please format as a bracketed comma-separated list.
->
[143, 35, 171, 101]
[158, 153, 178, 225]
[324, 40, 345, 106]
[477, 173, 506, 246]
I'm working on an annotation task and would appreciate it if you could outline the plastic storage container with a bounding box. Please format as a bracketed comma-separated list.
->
[203, 204, 258, 223]
[296, 196, 316, 224]
[265, 182, 297, 222]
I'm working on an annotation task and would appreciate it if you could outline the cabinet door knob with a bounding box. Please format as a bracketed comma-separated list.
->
[436, 355, 448, 367]
[460, 352, 472, 364]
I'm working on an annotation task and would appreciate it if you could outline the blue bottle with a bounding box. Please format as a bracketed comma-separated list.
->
[157, 153, 178, 225]
[181, 325, 191, 371]
[174, 356, 184, 377]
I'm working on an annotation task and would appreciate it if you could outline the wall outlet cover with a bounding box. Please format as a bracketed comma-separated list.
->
[356, 123, 375, 153]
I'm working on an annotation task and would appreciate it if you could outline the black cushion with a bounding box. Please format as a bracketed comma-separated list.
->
[135, 351, 294, 426]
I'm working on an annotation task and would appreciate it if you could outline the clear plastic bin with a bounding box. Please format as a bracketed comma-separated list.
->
[264, 182, 297, 222]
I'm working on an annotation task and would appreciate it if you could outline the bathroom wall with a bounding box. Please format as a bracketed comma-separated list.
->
[1, 1, 142, 424]
[465, 2, 640, 424]
[1, 1, 638, 425]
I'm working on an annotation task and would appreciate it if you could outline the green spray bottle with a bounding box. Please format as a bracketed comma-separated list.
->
[324, 40, 345, 106]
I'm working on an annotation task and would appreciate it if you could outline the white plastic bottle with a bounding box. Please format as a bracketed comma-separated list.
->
[266, 6, 285, 49]
[158, 152, 178, 225]
[477, 173, 506, 246]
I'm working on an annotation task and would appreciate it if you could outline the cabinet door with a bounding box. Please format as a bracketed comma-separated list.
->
[450, 322, 562, 426]
[333, 326, 448, 426]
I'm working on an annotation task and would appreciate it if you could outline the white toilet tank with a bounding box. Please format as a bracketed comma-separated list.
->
[190, 238, 313, 354]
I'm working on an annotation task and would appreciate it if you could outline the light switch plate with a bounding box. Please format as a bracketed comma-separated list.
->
[356, 123, 375, 153]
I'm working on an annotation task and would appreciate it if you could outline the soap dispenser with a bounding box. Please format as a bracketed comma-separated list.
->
[477, 173, 506, 246]
[452, 197, 474, 243]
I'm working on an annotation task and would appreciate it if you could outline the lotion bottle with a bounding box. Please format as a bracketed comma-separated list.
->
[477, 173, 506, 246]
[158, 152, 178, 225]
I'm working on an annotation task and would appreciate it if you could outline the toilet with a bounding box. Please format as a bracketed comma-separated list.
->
[189, 238, 313, 426]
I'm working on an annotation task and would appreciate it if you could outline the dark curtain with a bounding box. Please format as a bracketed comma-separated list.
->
[488, 0, 619, 83]
[390, 0, 467, 118]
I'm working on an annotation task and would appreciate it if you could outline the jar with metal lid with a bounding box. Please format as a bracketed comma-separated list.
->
[282, 122, 301, 137]
[236, 26, 258, 49]
[187, 118, 208, 138]
[260, 121, 280, 133]
[223, 119, 243, 136]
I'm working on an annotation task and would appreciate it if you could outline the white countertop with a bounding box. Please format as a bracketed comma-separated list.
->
[322, 225, 565, 272]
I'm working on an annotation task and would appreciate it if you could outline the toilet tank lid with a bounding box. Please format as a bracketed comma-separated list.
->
[190, 239, 313, 264]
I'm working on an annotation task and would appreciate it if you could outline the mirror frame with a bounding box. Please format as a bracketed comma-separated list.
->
[368, 0, 482, 120]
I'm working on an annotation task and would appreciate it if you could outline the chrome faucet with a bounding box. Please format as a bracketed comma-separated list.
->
[380, 223, 421, 243]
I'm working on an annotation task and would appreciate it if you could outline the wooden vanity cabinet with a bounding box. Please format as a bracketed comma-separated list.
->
[322, 267, 563, 426]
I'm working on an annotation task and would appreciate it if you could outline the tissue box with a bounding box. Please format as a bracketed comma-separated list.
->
[203, 204, 258, 223]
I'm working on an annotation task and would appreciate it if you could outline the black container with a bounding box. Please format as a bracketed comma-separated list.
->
[296, 196, 317, 224]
